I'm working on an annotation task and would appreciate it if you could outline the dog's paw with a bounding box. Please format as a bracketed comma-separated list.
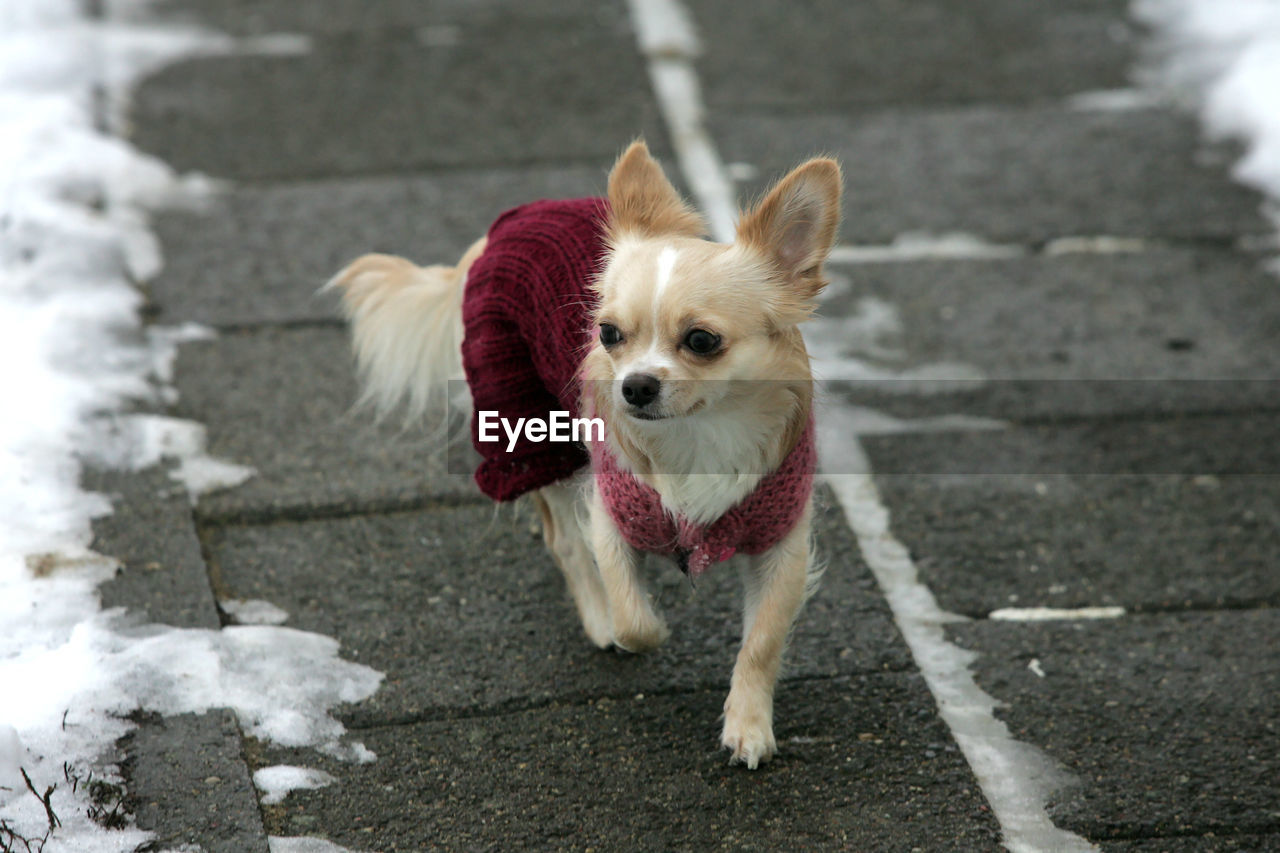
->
[721, 695, 776, 769]
[584, 620, 615, 650]
[610, 615, 670, 654]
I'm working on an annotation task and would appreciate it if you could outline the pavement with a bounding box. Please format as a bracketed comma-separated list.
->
[90, 0, 1279, 850]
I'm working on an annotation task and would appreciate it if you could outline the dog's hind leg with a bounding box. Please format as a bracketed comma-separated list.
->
[532, 477, 613, 649]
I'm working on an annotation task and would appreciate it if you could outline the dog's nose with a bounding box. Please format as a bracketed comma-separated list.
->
[621, 373, 661, 408]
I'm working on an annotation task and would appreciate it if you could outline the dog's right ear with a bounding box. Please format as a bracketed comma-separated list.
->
[606, 140, 705, 240]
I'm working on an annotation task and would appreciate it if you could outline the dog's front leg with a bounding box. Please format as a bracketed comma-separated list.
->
[722, 502, 813, 768]
[531, 479, 612, 649]
[589, 486, 669, 653]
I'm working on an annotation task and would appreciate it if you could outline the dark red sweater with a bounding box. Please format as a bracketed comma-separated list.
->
[461, 197, 608, 501]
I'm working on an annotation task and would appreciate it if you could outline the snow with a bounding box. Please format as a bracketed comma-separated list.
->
[5, 622, 381, 752]
[1136, 0, 1280, 207]
[89, 412, 256, 500]
[221, 597, 291, 626]
[254, 766, 338, 806]
[0, 0, 206, 562]
[0, 2, 383, 850]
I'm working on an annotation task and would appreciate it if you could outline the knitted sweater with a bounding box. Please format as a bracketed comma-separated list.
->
[591, 421, 815, 577]
[461, 197, 815, 574]
[461, 197, 607, 501]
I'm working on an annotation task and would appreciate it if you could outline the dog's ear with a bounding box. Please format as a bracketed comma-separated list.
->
[607, 140, 705, 240]
[737, 158, 842, 301]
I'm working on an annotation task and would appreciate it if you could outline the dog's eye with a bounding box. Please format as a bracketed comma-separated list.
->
[684, 329, 721, 355]
[599, 323, 623, 347]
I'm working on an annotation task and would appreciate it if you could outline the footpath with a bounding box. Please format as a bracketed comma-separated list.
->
[94, 0, 1278, 850]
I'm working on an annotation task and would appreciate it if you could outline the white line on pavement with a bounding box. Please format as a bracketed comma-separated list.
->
[827, 233, 1160, 265]
[625, 3, 1100, 850]
[626, 0, 737, 242]
[820, 415, 1096, 853]
[828, 235, 1026, 264]
[1066, 88, 1162, 112]
[990, 606, 1127, 622]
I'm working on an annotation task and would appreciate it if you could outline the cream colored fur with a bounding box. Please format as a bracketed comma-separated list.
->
[325, 238, 487, 424]
[328, 141, 841, 770]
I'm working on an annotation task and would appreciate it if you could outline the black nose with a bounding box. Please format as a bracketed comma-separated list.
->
[621, 373, 661, 408]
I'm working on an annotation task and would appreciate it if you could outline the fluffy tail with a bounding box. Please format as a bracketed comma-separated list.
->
[325, 251, 470, 424]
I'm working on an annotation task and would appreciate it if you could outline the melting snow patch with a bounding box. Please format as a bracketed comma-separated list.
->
[254, 766, 338, 806]
[221, 597, 291, 626]
[0, 1, 381, 850]
[0, 611, 382, 845]
[88, 412, 257, 500]
[1136, 0, 1280, 211]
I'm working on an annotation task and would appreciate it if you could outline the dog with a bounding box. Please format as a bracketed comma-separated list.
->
[328, 141, 841, 768]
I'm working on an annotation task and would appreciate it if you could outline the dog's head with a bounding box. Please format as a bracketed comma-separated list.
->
[584, 141, 841, 442]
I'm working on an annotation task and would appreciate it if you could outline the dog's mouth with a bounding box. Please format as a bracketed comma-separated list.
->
[626, 399, 705, 421]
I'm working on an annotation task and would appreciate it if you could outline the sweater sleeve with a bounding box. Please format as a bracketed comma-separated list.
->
[461, 284, 588, 501]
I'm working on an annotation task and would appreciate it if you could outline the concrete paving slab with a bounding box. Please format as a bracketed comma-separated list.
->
[88, 464, 221, 630]
[150, 0, 628, 37]
[150, 166, 609, 326]
[122, 710, 268, 853]
[863, 417, 1280, 616]
[171, 326, 477, 523]
[951, 611, 1280, 842]
[815, 248, 1280, 422]
[130, 23, 667, 181]
[715, 107, 1268, 244]
[688, 0, 1134, 109]
[245, 675, 1000, 851]
[204, 488, 912, 725]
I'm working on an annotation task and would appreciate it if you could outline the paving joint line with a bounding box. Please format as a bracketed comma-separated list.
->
[979, 402, 1280, 432]
[826, 232, 1272, 267]
[339, 668, 915, 733]
[203, 317, 347, 334]
[1079, 822, 1280, 844]
[977, 599, 1280, 622]
[231, 715, 273, 846]
[192, 513, 236, 625]
[202, 151, 676, 190]
[845, 403, 1280, 439]
[694, 94, 1173, 116]
[194, 492, 491, 529]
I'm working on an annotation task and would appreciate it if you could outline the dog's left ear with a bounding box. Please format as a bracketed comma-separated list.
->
[737, 158, 842, 301]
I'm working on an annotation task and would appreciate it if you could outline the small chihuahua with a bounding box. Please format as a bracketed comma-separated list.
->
[329, 141, 841, 768]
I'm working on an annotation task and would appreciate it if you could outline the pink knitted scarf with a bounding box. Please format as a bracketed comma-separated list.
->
[591, 419, 816, 577]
